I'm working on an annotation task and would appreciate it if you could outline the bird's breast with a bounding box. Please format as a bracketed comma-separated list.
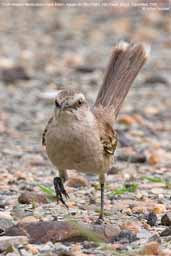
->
[45, 116, 112, 173]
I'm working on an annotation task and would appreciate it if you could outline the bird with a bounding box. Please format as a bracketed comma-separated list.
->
[42, 41, 149, 222]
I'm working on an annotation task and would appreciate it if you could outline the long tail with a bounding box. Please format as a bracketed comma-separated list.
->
[94, 41, 150, 117]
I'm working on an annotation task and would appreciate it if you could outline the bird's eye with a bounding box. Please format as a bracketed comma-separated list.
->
[78, 99, 83, 106]
[55, 100, 60, 108]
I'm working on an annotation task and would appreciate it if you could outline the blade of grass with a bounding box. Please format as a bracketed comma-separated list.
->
[38, 184, 55, 196]
[142, 176, 165, 183]
[68, 219, 104, 243]
[110, 183, 138, 196]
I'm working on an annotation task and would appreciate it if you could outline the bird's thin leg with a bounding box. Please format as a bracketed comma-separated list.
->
[53, 173, 69, 209]
[99, 183, 104, 220]
[97, 174, 105, 222]
[60, 170, 68, 183]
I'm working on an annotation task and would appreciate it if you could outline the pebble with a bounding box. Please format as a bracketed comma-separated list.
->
[145, 212, 157, 226]
[0, 66, 30, 83]
[120, 221, 141, 234]
[112, 230, 137, 244]
[137, 229, 151, 240]
[148, 234, 161, 243]
[160, 227, 171, 237]
[152, 204, 166, 214]
[75, 65, 96, 73]
[141, 241, 160, 255]
[0, 212, 14, 234]
[0, 236, 28, 252]
[118, 114, 137, 125]
[18, 191, 48, 205]
[26, 244, 39, 255]
[161, 213, 171, 226]
[104, 224, 121, 241]
[148, 152, 160, 165]
[144, 75, 169, 85]
[66, 176, 89, 188]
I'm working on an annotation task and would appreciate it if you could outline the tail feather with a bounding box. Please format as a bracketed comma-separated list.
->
[95, 41, 150, 117]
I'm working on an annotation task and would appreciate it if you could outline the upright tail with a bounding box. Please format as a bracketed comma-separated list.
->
[95, 41, 150, 117]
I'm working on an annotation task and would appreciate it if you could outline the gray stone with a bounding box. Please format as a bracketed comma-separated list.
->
[0, 212, 14, 234]
[0, 236, 28, 252]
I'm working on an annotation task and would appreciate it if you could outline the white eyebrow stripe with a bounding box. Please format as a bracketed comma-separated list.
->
[73, 93, 85, 102]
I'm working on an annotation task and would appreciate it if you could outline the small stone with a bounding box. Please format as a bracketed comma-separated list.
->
[26, 244, 39, 254]
[18, 191, 48, 205]
[118, 115, 137, 125]
[141, 241, 160, 255]
[0, 236, 28, 252]
[88, 195, 96, 204]
[1, 66, 30, 83]
[148, 234, 161, 243]
[132, 206, 145, 214]
[145, 212, 157, 226]
[152, 204, 166, 214]
[161, 213, 171, 226]
[137, 229, 151, 240]
[0, 212, 14, 234]
[64, 53, 83, 68]
[120, 222, 141, 234]
[108, 166, 121, 175]
[58, 252, 74, 256]
[75, 65, 96, 73]
[160, 227, 171, 237]
[144, 75, 168, 85]
[112, 230, 137, 244]
[148, 152, 160, 165]
[66, 176, 89, 188]
[104, 224, 121, 240]
[83, 241, 97, 249]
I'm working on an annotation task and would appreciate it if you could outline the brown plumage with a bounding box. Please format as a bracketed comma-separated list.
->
[42, 41, 149, 221]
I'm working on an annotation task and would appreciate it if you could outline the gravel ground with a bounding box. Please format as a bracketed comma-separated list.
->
[0, 5, 171, 256]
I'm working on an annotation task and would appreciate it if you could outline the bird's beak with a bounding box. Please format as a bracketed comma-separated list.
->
[61, 102, 70, 111]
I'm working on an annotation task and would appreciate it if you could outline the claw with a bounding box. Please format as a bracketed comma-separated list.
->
[53, 177, 69, 209]
[95, 215, 104, 225]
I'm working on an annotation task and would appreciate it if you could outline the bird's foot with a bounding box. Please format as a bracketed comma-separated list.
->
[94, 214, 104, 225]
[53, 177, 69, 209]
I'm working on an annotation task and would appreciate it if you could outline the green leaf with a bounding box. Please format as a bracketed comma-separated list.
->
[111, 187, 128, 195]
[111, 183, 138, 196]
[38, 184, 55, 196]
[125, 183, 138, 192]
[142, 176, 164, 183]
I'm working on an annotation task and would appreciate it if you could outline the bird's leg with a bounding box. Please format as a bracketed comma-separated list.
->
[99, 183, 104, 220]
[96, 174, 105, 223]
[60, 170, 68, 182]
[53, 170, 69, 209]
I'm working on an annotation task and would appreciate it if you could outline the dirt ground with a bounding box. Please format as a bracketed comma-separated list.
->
[0, 4, 171, 256]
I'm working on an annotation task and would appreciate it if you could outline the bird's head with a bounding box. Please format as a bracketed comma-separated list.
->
[54, 89, 88, 120]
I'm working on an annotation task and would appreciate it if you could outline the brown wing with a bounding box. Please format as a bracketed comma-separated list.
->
[100, 122, 117, 156]
[93, 107, 117, 156]
[42, 117, 53, 146]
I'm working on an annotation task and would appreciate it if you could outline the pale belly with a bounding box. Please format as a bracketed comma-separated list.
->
[46, 120, 112, 174]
